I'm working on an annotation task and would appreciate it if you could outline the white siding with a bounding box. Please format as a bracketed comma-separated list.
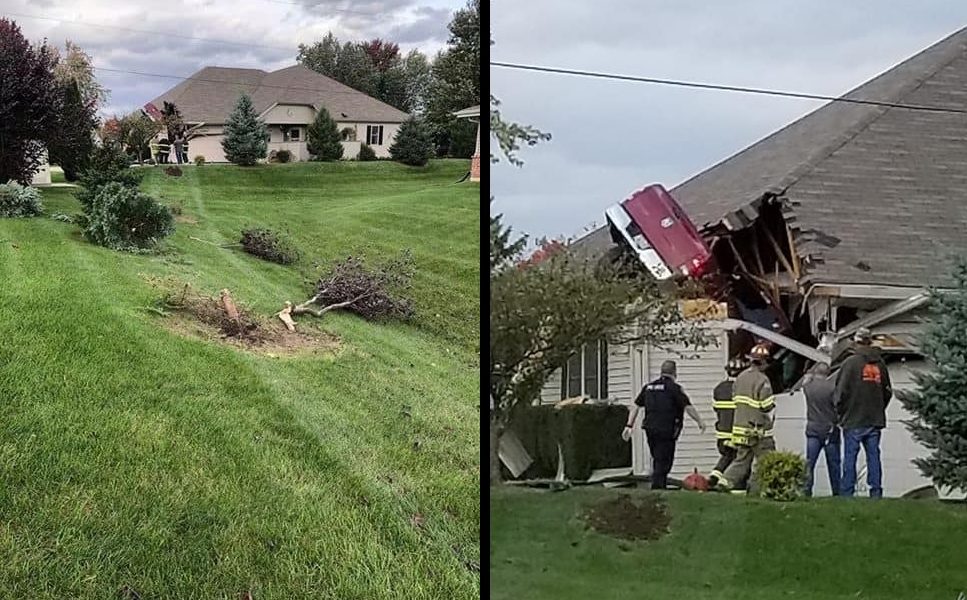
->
[630, 333, 728, 478]
[187, 135, 227, 163]
[262, 104, 315, 125]
[773, 359, 965, 499]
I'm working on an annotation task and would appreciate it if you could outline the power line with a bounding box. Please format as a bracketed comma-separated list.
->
[262, 0, 381, 16]
[490, 60, 967, 115]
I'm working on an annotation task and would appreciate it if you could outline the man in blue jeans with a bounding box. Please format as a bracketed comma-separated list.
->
[802, 363, 841, 496]
[835, 327, 892, 498]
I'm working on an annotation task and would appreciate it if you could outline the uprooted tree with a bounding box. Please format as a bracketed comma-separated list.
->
[277, 251, 414, 330]
[899, 259, 967, 491]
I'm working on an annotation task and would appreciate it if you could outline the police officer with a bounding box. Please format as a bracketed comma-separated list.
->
[622, 360, 706, 489]
[708, 358, 747, 487]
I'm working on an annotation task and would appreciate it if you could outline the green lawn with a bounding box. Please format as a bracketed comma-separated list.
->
[0, 160, 479, 599]
[492, 487, 967, 600]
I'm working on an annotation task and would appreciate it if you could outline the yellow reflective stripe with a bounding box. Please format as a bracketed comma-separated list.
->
[760, 396, 776, 410]
[712, 401, 736, 409]
[734, 395, 775, 410]
[715, 431, 732, 439]
[730, 489, 748, 496]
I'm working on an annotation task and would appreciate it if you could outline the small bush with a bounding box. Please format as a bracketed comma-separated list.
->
[752, 451, 807, 502]
[165, 166, 183, 177]
[194, 155, 205, 166]
[83, 182, 175, 252]
[0, 182, 43, 217]
[358, 144, 377, 162]
[275, 150, 292, 164]
[240, 227, 300, 265]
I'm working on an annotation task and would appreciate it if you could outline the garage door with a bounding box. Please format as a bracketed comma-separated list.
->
[187, 135, 227, 163]
[773, 360, 964, 499]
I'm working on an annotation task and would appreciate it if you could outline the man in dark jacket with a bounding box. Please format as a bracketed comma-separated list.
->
[622, 360, 706, 489]
[802, 362, 840, 496]
[836, 327, 892, 498]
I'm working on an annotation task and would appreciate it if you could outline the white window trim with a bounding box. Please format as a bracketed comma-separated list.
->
[367, 125, 384, 146]
[561, 340, 608, 400]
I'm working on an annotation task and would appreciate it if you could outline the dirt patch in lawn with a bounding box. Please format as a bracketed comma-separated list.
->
[582, 494, 671, 541]
[146, 277, 339, 356]
[175, 214, 198, 225]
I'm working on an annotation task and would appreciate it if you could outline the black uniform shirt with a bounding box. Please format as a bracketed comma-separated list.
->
[634, 375, 691, 438]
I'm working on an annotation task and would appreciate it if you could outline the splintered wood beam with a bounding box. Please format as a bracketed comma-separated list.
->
[763, 225, 796, 275]
[727, 237, 752, 274]
[785, 224, 802, 280]
[751, 228, 766, 276]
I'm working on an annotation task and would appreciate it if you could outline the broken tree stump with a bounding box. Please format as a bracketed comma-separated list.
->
[219, 289, 241, 327]
[278, 301, 297, 332]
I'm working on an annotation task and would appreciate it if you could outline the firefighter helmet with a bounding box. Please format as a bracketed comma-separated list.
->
[725, 358, 747, 376]
[747, 343, 771, 362]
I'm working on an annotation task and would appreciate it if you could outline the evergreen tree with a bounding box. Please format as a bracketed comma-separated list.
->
[389, 117, 434, 167]
[490, 198, 526, 273]
[161, 101, 185, 141]
[306, 107, 344, 161]
[221, 94, 268, 166]
[899, 259, 967, 490]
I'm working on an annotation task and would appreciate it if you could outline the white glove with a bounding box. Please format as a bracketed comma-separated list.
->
[699, 421, 707, 434]
[621, 426, 632, 442]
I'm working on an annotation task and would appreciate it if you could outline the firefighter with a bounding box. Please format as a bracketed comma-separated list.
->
[717, 344, 775, 494]
[707, 358, 747, 488]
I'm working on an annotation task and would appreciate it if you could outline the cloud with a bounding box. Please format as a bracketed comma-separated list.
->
[6, 0, 461, 118]
[491, 0, 967, 239]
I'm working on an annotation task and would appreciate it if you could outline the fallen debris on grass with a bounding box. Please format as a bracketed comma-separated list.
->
[146, 277, 338, 355]
[583, 494, 671, 541]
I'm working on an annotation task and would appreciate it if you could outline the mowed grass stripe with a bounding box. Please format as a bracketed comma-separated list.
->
[0, 160, 478, 598]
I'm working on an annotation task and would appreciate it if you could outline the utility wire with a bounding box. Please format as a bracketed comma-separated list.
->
[491, 60, 967, 115]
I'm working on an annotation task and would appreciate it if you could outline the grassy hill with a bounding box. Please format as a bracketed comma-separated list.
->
[491, 487, 967, 600]
[0, 160, 479, 599]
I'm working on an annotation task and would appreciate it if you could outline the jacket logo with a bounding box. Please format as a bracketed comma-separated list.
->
[862, 364, 882, 384]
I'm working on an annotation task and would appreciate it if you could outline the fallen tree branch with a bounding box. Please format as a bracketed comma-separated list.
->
[290, 292, 374, 317]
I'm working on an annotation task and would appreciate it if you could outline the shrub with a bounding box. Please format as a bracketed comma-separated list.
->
[83, 182, 175, 251]
[358, 144, 377, 162]
[165, 166, 183, 177]
[194, 155, 205, 166]
[752, 451, 807, 501]
[239, 227, 300, 265]
[306, 107, 344, 161]
[0, 182, 43, 217]
[340, 127, 356, 141]
[389, 117, 434, 167]
[275, 149, 292, 164]
[75, 142, 143, 209]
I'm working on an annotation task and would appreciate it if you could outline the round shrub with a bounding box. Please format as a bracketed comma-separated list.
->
[358, 144, 377, 162]
[752, 450, 807, 501]
[239, 227, 300, 265]
[275, 149, 292, 164]
[389, 117, 434, 167]
[194, 155, 206, 166]
[0, 182, 43, 217]
[83, 182, 175, 251]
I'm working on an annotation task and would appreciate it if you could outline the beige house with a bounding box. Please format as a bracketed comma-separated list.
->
[145, 65, 408, 162]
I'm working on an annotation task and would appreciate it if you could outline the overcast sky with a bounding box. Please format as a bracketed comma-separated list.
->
[491, 1, 967, 244]
[3, 0, 461, 116]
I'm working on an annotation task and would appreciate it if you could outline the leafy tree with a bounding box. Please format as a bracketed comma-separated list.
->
[221, 94, 269, 166]
[899, 259, 967, 490]
[361, 38, 400, 72]
[297, 32, 341, 81]
[389, 117, 434, 167]
[490, 95, 551, 166]
[306, 107, 344, 161]
[490, 199, 527, 271]
[425, 0, 480, 155]
[52, 40, 108, 111]
[161, 101, 185, 141]
[402, 49, 433, 114]
[47, 80, 97, 181]
[0, 18, 62, 184]
[123, 112, 162, 165]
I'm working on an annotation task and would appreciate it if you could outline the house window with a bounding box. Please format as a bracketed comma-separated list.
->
[289, 128, 300, 141]
[366, 125, 384, 146]
[560, 340, 609, 400]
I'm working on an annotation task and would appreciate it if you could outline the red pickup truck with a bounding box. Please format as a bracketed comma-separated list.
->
[605, 184, 715, 280]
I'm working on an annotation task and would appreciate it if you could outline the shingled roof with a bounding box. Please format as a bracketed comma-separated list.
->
[578, 26, 967, 289]
[148, 65, 409, 125]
